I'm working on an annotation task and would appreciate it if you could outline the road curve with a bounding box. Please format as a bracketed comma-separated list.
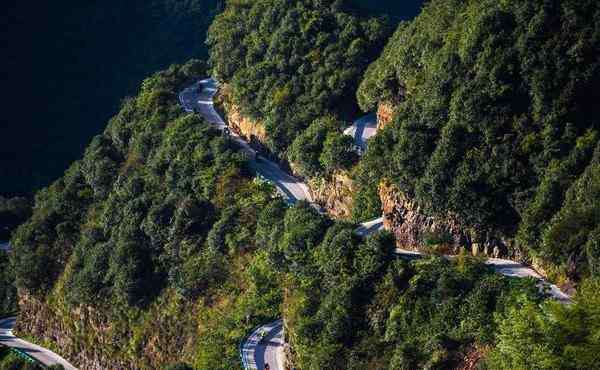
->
[0, 317, 77, 369]
[241, 320, 285, 370]
[356, 218, 570, 301]
[179, 79, 314, 205]
[180, 79, 572, 370]
[355, 217, 385, 237]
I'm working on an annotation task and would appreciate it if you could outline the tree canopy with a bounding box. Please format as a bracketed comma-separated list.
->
[207, 0, 392, 158]
[356, 0, 600, 280]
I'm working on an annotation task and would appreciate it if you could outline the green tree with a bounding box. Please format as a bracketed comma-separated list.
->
[319, 131, 358, 174]
[208, 0, 392, 154]
[488, 279, 600, 370]
[355, 0, 600, 279]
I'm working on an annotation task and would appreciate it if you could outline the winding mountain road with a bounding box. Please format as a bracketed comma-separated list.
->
[0, 317, 77, 369]
[180, 79, 572, 370]
[180, 79, 313, 205]
[1, 241, 77, 368]
[240, 320, 285, 370]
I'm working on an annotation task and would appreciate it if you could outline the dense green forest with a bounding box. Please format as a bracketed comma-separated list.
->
[5, 0, 600, 369]
[207, 0, 393, 161]
[13, 57, 595, 366]
[356, 0, 600, 282]
[1, 0, 421, 197]
[10, 61, 283, 369]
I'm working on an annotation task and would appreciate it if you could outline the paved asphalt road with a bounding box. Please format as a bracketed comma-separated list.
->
[179, 79, 313, 205]
[0, 242, 10, 252]
[241, 320, 285, 370]
[355, 217, 385, 237]
[180, 80, 308, 369]
[0, 317, 77, 369]
[343, 113, 378, 150]
[354, 219, 571, 301]
[485, 258, 571, 303]
[182, 79, 573, 370]
[180, 79, 227, 128]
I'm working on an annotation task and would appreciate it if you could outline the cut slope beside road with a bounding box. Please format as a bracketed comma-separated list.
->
[179, 79, 314, 205]
[0, 317, 77, 370]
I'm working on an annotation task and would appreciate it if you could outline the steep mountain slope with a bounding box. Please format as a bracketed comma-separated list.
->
[10, 61, 285, 369]
[207, 0, 392, 156]
[6, 1, 600, 369]
[356, 0, 600, 282]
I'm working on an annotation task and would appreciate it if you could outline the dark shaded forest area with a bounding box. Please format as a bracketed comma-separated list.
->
[1, 0, 223, 196]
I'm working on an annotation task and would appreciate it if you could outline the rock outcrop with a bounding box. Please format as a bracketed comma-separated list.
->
[308, 170, 355, 219]
[217, 85, 357, 220]
[15, 294, 120, 370]
[15, 291, 199, 370]
[216, 84, 269, 150]
[379, 181, 510, 258]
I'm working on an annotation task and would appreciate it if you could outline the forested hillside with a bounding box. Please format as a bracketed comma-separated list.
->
[1, 0, 421, 197]
[5, 1, 600, 369]
[356, 0, 600, 282]
[207, 0, 392, 158]
[9, 61, 284, 369]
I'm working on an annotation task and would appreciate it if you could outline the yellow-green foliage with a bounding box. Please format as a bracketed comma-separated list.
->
[487, 279, 600, 370]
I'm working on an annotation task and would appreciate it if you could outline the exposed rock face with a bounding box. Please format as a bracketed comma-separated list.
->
[217, 85, 355, 220]
[379, 181, 510, 258]
[308, 170, 355, 219]
[379, 181, 469, 253]
[376, 101, 395, 130]
[455, 345, 487, 370]
[227, 104, 268, 146]
[216, 84, 268, 149]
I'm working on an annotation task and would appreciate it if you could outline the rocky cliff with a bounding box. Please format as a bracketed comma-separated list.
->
[215, 84, 268, 150]
[15, 291, 199, 370]
[217, 86, 356, 220]
[379, 181, 512, 258]
[308, 170, 355, 219]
